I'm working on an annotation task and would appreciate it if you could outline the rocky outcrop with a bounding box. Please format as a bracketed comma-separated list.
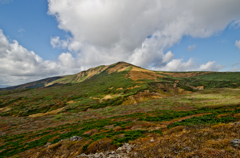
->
[76, 143, 135, 158]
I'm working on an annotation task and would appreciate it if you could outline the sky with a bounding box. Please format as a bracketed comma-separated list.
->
[0, 0, 240, 87]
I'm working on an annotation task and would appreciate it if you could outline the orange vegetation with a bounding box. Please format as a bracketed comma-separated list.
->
[131, 122, 240, 158]
[107, 62, 131, 74]
[29, 107, 65, 118]
[129, 67, 163, 81]
[162, 71, 211, 78]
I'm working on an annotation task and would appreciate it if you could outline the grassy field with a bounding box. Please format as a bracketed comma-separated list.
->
[0, 97, 240, 157]
[0, 62, 240, 157]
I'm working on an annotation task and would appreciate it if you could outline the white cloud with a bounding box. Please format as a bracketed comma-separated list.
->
[235, 40, 240, 49]
[50, 36, 70, 49]
[155, 59, 223, 72]
[187, 45, 196, 51]
[48, 0, 240, 69]
[58, 52, 78, 68]
[156, 58, 198, 71]
[0, 29, 83, 86]
[198, 61, 224, 71]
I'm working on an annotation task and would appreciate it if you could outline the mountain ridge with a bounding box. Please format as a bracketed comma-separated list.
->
[0, 61, 225, 91]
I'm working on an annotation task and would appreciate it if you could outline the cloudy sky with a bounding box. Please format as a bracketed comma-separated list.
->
[0, 0, 240, 87]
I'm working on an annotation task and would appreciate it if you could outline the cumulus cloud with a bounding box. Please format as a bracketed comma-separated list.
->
[198, 61, 224, 71]
[187, 45, 196, 51]
[0, 29, 83, 85]
[58, 52, 78, 68]
[50, 36, 70, 49]
[235, 40, 240, 49]
[155, 59, 223, 72]
[48, 0, 240, 69]
[156, 58, 197, 71]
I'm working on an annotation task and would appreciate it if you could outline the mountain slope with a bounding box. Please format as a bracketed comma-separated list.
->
[45, 61, 165, 86]
[0, 76, 63, 91]
[0, 62, 240, 158]
[1, 61, 240, 118]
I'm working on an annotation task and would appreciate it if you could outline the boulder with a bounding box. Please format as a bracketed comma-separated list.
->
[70, 136, 83, 141]
[230, 139, 240, 148]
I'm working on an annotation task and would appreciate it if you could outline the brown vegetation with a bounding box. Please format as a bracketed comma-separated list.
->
[107, 62, 131, 74]
[85, 138, 116, 154]
[122, 90, 162, 105]
[129, 66, 163, 81]
[29, 107, 65, 118]
[131, 122, 240, 158]
[162, 71, 211, 78]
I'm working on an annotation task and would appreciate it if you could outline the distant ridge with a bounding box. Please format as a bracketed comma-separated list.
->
[0, 76, 63, 91]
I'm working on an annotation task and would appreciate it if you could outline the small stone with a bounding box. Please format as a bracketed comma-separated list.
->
[94, 152, 106, 158]
[150, 139, 155, 142]
[234, 122, 240, 125]
[70, 136, 83, 141]
[230, 139, 240, 148]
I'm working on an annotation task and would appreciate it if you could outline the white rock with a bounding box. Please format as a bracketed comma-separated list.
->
[150, 139, 155, 142]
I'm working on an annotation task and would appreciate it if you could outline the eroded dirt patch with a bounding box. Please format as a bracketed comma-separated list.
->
[0, 107, 11, 112]
[107, 62, 131, 74]
[29, 107, 65, 118]
[127, 85, 141, 89]
[162, 71, 211, 78]
[122, 90, 163, 105]
[129, 67, 163, 81]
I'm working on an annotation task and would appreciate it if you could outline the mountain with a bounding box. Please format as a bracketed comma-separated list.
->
[0, 76, 63, 91]
[39, 61, 165, 86]
[3, 61, 238, 90]
[0, 61, 240, 157]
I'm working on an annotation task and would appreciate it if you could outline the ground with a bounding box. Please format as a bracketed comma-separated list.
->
[0, 62, 240, 158]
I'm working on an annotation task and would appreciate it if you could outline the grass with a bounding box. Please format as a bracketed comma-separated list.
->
[132, 122, 240, 158]
[1, 102, 240, 157]
[1, 68, 239, 117]
[0, 70, 147, 116]
[0, 65, 240, 157]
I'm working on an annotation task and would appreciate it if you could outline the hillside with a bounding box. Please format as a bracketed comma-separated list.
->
[0, 62, 240, 158]
[0, 77, 63, 91]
